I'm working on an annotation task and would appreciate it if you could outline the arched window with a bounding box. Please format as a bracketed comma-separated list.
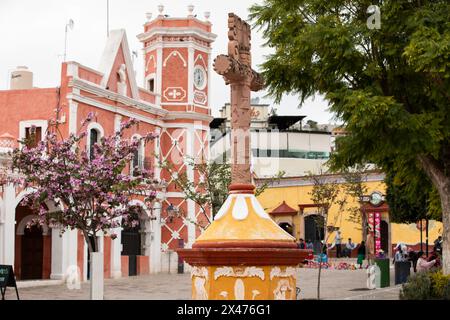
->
[89, 129, 99, 160]
[86, 122, 104, 161]
[130, 135, 145, 176]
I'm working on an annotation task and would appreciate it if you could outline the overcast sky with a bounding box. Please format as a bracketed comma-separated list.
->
[0, 0, 334, 123]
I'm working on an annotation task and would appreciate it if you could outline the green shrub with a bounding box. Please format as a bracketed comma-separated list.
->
[400, 272, 432, 300]
[430, 271, 450, 298]
[400, 270, 450, 300]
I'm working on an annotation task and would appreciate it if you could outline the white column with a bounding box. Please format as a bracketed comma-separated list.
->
[66, 229, 78, 274]
[154, 127, 161, 180]
[3, 183, 16, 266]
[150, 201, 161, 273]
[186, 126, 196, 248]
[110, 226, 122, 279]
[156, 46, 163, 106]
[50, 227, 68, 280]
[188, 46, 194, 107]
[110, 116, 123, 279]
[68, 101, 78, 134]
[90, 252, 104, 300]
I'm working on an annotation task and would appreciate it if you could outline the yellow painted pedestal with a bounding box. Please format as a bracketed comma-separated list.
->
[192, 265, 298, 300]
[178, 184, 310, 300]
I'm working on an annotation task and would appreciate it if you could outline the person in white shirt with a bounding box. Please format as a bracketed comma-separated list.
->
[417, 251, 437, 272]
[343, 238, 356, 257]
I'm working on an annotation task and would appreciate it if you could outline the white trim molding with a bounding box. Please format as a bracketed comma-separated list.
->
[163, 50, 187, 68]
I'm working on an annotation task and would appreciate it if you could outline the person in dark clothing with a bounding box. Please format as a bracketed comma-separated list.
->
[434, 236, 443, 254]
[297, 238, 306, 249]
[407, 249, 419, 273]
[357, 241, 366, 268]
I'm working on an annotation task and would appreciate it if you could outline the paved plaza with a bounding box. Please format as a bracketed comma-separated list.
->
[5, 266, 402, 300]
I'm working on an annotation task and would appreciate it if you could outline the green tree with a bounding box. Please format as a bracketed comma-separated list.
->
[250, 0, 450, 273]
[308, 170, 347, 300]
[386, 170, 441, 224]
[160, 158, 284, 229]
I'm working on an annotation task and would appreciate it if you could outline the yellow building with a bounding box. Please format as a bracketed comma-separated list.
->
[256, 172, 442, 257]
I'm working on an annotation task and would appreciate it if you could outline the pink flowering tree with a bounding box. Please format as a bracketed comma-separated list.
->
[11, 112, 158, 255]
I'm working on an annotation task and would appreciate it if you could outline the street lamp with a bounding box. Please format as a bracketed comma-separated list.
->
[164, 203, 179, 223]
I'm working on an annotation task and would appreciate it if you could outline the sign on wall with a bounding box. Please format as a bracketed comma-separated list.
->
[368, 212, 382, 254]
[0, 265, 19, 300]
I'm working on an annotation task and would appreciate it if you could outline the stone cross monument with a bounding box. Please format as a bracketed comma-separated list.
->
[213, 13, 264, 184]
[178, 13, 308, 301]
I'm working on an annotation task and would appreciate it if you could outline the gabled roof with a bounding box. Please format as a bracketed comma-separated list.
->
[98, 29, 139, 100]
[270, 201, 298, 216]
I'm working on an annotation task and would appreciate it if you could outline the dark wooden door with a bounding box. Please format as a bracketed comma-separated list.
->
[121, 224, 141, 276]
[304, 215, 324, 254]
[21, 225, 43, 280]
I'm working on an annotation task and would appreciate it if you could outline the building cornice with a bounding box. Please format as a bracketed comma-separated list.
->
[137, 27, 217, 44]
[69, 78, 167, 117]
[163, 111, 213, 123]
[66, 61, 104, 77]
[142, 42, 213, 55]
[67, 92, 165, 127]
[255, 171, 386, 188]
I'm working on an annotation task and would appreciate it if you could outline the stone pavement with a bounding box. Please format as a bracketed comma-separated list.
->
[4, 267, 402, 300]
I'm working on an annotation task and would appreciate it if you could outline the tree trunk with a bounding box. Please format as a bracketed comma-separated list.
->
[417, 155, 450, 274]
[440, 188, 450, 274]
[317, 263, 322, 300]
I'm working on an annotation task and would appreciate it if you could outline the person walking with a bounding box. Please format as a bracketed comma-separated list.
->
[357, 241, 366, 269]
[335, 230, 342, 258]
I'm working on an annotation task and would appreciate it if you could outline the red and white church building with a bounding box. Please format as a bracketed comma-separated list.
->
[0, 7, 216, 281]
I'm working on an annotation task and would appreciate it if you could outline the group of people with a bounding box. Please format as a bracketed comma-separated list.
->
[297, 231, 443, 273]
[330, 231, 359, 258]
[393, 236, 443, 273]
[297, 238, 314, 250]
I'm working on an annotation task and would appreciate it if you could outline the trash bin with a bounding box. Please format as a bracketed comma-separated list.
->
[395, 261, 411, 285]
[374, 258, 390, 288]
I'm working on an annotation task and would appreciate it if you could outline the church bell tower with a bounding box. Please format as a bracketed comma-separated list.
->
[138, 5, 216, 271]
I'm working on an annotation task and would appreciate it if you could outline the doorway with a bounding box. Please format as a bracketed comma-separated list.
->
[279, 222, 293, 236]
[21, 225, 44, 280]
[380, 220, 389, 254]
[121, 222, 141, 276]
[304, 214, 324, 254]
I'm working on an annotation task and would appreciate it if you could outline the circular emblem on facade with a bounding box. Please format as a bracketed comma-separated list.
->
[193, 65, 207, 90]
[369, 191, 383, 206]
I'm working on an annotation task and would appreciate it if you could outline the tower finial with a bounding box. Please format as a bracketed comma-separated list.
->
[146, 12, 152, 21]
[158, 4, 164, 16]
[188, 4, 194, 17]
[204, 11, 210, 21]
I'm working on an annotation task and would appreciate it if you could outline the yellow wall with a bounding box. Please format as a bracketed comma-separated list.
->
[257, 179, 442, 246]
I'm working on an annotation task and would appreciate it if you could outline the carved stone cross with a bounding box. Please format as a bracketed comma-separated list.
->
[214, 13, 264, 185]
